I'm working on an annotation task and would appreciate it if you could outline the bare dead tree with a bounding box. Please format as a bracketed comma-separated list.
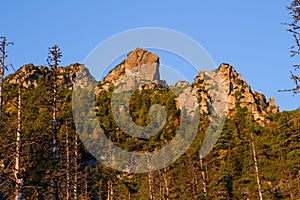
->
[147, 172, 154, 200]
[66, 125, 71, 200]
[280, 0, 300, 93]
[73, 113, 83, 200]
[162, 149, 169, 200]
[162, 167, 169, 200]
[15, 75, 24, 200]
[107, 178, 113, 200]
[0, 36, 13, 118]
[73, 130, 78, 200]
[146, 156, 154, 200]
[47, 45, 62, 200]
[250, 132, 263, 200]
[199, 154, 208, 197]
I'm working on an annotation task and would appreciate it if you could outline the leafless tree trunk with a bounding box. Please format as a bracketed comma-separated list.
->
[107, 179, 113, 200]
[147, 172, 154, 200]
[0, 36, 13, 118]
[250, 132, 263, 200]
[158, 170, 163, 199]
[199, 154, 207, 197]
[281, 1, 300, 94]
[66, 127, 70, 200]
[52, 54, 58, 200]
[146, 155, 154, 200]
[15, 79, 24, 200]
[0, 37, 4, 119]
[74, 131, 78, 200]
[47, 45, 62, 200]
[162, 167, 169, 200]
[161, 149, 169, 200]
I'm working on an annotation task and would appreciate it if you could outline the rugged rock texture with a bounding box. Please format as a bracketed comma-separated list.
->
[5, 64, 49, 88]
[192, 73, 213, 116]
[98, 48, 278, 125]
[5, 63, 94, 89]
[192, 63, 279, 124]
[171, 81, 199, 116]
[4, 49, 279, 125]
[98, 48, 162, 91]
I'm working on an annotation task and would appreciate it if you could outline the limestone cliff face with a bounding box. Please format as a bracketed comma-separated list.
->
[5, 64, 49, 88]
[98, 48, 278, 125]
[5, 63, 94, 89]
[192, 63, 279, 124]
[98, 48, 161, 91]
[4, 49, 279, 125]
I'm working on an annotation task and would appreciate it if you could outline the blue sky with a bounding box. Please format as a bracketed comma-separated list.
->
[1, 0, 299, 111]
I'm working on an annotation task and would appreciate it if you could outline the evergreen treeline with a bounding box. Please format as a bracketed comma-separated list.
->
[0, 68, 299, 199]
[0, 39, 299, 200]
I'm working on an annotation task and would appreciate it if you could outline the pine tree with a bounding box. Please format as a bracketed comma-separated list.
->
[47, 45, 62, 200]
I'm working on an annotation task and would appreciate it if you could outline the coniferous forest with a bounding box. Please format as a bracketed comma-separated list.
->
[0, 39, 299, 200]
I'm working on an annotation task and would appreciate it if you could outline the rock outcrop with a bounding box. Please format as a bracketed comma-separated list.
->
[5, 63, 94, 89]
[4, 49, 279, 125]
[98, 48, 278, 125]
[98, 48, 162, 91]
[192, 63, 279, 124]
[5, 64, 49, 88]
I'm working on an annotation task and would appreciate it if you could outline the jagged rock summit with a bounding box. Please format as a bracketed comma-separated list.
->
[5, 63, 94, 89]
[98, 48, 162, 91]
[218, 64, 279, 117]
[97, 48, 279, 124]
[192, 63, 279, 124]
[4, 48, 279, 125]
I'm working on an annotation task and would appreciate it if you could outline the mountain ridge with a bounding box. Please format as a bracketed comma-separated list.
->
[1, 48, 299, 200]
[5, 48, 279, 125]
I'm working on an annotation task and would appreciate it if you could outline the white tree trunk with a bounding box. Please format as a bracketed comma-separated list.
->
[66, 127, 70, 200]
[107, 179, 113, 200]
[146, 156, 154, 200]
[53, 71, 58, 199]
[199, 154, 207, 197]
[162, 168, 169, 200]
[162, 150, 169, 200]
[147, 172, 154, 200]
[74, 126, 79, 200]
[15, 81, 23, 200]
[250, 132, 263, 200]
[48, 45, 61, 200]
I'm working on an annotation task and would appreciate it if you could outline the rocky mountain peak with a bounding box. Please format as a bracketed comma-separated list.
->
[193, 63, 279, 125]
[5, 63, 93, 89]
[4, 49, 279, 126]
[124, 48, 159, 71]
[96, 49, 279, 125]
[98, 48, 161, 91]
[5, 64, 49, 88]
